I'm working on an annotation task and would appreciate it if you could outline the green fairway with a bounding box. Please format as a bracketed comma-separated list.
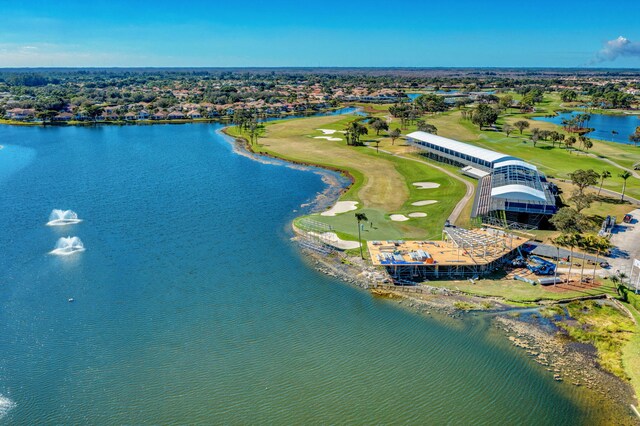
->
[227, 114, 466, 240]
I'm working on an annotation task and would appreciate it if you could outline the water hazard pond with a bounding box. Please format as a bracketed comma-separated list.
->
[0, 123, 632, 424]
[534, 110, 640, 144]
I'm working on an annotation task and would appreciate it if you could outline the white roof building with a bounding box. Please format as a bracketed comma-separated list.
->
[405, 130, 557, 228]
[407, 131, 520, 169]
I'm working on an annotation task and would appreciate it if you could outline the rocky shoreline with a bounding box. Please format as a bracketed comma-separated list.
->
[296, 242, 639, 423]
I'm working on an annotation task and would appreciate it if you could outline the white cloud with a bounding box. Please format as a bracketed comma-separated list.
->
[0, 42, 160, 67]
[590, 36, 640, 64]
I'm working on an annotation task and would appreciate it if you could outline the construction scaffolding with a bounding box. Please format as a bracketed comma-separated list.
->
[368, 227, 528, 280]
[296, 217, 336, 255]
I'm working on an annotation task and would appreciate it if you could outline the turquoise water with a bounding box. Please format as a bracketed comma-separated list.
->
[0, 123, 623, 424]
[534, 111, 640, 144]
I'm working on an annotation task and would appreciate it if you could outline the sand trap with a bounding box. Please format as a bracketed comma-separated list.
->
[317, 129, 346, 135]
[309, 231, 360, 250]
[314, 136, 342, 141]
[408, 212, 427, 218]
[411, 200, 439, 206]
[413, 182, 441, 189]
[321, 201, 358, 216]
[390, 214, 410, 222]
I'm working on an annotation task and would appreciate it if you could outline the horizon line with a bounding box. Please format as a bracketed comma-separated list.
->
[1, 66, 640, 71]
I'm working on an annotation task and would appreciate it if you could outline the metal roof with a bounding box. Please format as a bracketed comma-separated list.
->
[407, 131, 519, 164]
[491, 184, 547, 202]
[494, 160, 537, 171]
[461, 166, 490, 179]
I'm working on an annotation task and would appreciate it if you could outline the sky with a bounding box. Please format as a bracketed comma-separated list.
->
[1, 0, 640, 68]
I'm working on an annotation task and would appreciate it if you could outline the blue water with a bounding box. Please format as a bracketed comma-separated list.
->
[0, 123, 626, 424]
[534, 111, 640, 144]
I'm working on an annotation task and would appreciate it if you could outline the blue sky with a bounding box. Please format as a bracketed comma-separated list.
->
[1, 0, 639, 68]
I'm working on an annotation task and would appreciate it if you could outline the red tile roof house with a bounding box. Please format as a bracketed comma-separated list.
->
[124, 112, 137, 121]
[5, 108, 35, 120]
[152, 111, 166, 120]
[186, 110, 202, 119]
[167, 111, 185, 119]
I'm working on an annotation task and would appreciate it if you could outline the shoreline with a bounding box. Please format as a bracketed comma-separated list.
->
[223, 121, 640, 422]
[0, 107, 352, 129]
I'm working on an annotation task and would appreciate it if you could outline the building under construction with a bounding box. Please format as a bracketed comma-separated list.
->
[367, 227, 529, 280]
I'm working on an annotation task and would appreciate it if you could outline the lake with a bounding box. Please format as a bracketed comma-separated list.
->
[0, 122, 626, 424]
[534, 110, 640, 145]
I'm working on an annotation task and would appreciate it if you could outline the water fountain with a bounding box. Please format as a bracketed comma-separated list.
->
[0, 395, 16, 420]
[50, 236, 85, 256]
[47, 209, 82, 226]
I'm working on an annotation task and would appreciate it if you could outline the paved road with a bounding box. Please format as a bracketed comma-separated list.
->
[367, 146, 475, 224]
[608, 208, 640, 285]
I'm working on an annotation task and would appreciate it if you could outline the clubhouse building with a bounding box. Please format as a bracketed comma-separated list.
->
[406, 131, 558, 229]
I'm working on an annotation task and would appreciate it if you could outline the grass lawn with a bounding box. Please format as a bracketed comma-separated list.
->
[554, 180, 635, 220]
[432, 277, 617, 303]
[559, 300, 636, 379]
[622, 293, 640, 399]
[227, 114, 466, 240]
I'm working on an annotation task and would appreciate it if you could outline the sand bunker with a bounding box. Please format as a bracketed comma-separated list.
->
[390, 214, 410, 222]
[309, 231, 360, 250]
[411, 200, 439, 206]
[314, 136, 342, 141]
[413, 182, 441, 189]
[408, 212, 427, 218]
[321, 201, 358, 216]
[317, 129, 346, 135]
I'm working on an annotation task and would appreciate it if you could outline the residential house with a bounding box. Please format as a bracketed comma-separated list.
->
[101, 112, 119, 121]
[167, 111, 184, 119]
[5, 108, 35, 120]
[187, 110, 202, 119]
[53, 112, 74, 121]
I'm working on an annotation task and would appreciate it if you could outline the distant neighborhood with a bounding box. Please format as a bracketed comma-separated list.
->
[1, 69, 638, 125]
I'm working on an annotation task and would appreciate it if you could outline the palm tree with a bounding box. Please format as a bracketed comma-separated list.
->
[355, 212, 368, 259]
[554, 233, 580, 282]
[565, 136, 576, 151]
[587, 235, 612, 282]
[611, 275, 620, 294]
[598, 170, 611, 195]
[577, 237, 590, 283]
[619, 171, 632, 201]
